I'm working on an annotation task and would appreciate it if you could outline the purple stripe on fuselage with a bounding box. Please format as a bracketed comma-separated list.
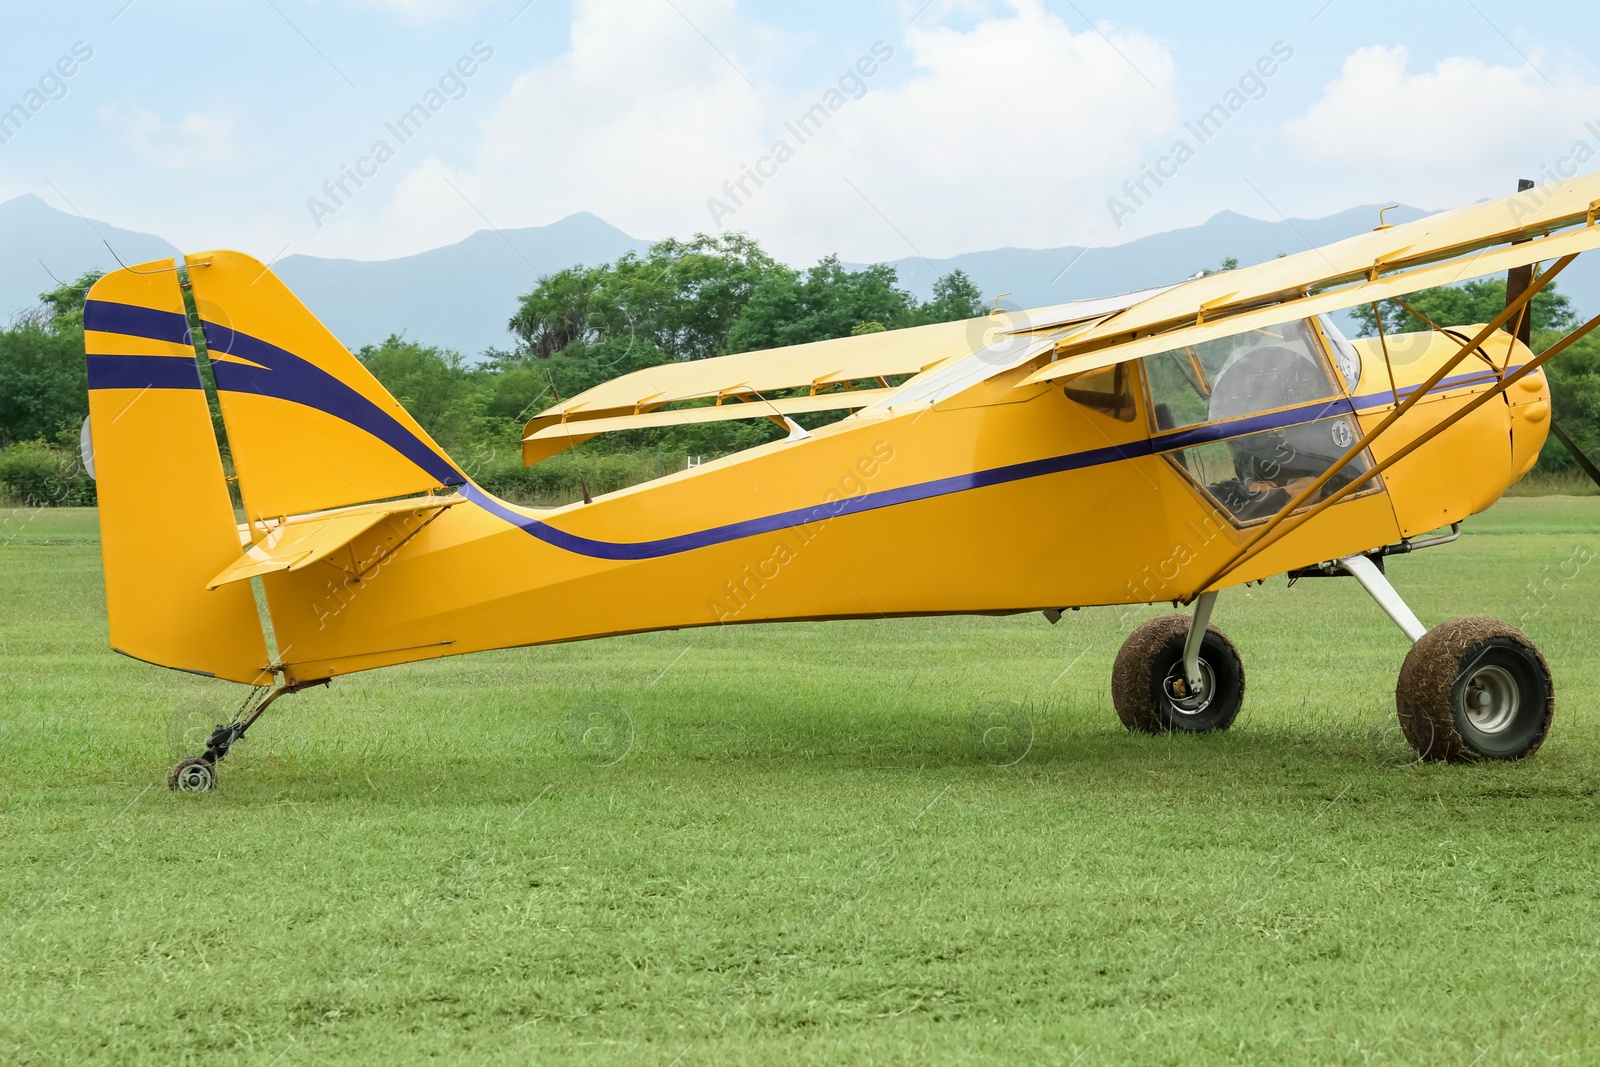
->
[85, 299, 1521, 562]
[459, 439, 1155, 561]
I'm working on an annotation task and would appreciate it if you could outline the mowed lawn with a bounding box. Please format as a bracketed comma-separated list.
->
[1, 499, 1598, 1066]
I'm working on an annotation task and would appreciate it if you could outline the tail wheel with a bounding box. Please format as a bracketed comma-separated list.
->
[1112, 614, 1245, 734]
[168, 757, 217, 792]
[1396, 617, 1553, 762]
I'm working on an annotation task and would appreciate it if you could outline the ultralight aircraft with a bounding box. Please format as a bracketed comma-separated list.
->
[79, 175, 1600, 790]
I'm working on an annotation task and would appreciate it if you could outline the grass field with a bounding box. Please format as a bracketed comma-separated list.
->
[2, 499, 1598, 1065]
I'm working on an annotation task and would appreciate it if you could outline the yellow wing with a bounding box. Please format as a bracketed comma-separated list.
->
[1024, 175, 1600, 384]
[524, 388, 894, 450]
[521, 285, 1177, 463]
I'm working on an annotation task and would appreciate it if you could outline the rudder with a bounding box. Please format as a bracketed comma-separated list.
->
[182, 250, 465, 524]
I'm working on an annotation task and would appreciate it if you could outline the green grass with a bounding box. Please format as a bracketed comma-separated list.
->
[2, 500, 1599, 1065]
[1505, 468, 1599, 497]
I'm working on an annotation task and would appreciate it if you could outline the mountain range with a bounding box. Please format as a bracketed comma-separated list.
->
[4, 193, 1593, 356]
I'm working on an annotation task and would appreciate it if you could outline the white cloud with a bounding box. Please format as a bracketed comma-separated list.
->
[1283, 46, 1600, 204]
[335, 0, 1179, 263]
[338, 0, 495, 22]
[97, 105, 239, 171]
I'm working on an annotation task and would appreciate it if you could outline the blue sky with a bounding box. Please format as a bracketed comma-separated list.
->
[2, 1, 1598, 265]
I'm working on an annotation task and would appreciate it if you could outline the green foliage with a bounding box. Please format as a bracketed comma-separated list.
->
[355, 335, 496, 454]
[723, 257, 915, 353]
[0, 271, 101, 447]
[0, 440, 95, 506]
[508, 232, 782, 364]
[497, 236, 990, 479]
[1537, 328, 1600, 474]
[1349, 278, 1576, 338]
[914, 267, 986, 323]
[509, 235, 986, 366]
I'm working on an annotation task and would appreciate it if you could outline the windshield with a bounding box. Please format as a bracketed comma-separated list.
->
[1141, 318, 1375, 524]
[1143, 319, 1341, 431]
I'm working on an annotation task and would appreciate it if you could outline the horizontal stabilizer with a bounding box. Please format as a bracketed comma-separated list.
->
[207, 497, 459, 590]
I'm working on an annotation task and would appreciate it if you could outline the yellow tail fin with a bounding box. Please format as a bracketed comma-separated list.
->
[183, 249, 465, 524]
[84, 261, 272, 683]
[85, 251, 468, 683]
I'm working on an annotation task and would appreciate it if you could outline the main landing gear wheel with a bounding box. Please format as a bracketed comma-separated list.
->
[1395, 617, 1553, 762]
[168, 757, 217, 793]
[1112, 614, 1246, 734]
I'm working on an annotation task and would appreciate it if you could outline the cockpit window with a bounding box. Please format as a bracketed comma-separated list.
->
[1059, 363, 1136, 421]
[1143, 319, 1341, 431]
[1140, 319, 1376, 525]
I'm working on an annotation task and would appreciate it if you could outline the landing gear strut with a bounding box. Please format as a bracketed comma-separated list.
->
[168, 679, 326, 792]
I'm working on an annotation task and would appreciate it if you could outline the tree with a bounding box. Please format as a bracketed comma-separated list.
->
[356, 336, 490, 453]
[507, 267, 600, 360]
[912, 269, 986, 324]
[1536, 328, 1600, 473]
[507, 232, 787, 365]
[0, 271, 101, 446]
[723, 256, 916, 353]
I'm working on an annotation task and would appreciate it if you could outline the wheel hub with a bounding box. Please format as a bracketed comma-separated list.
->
[172, 761, 215, 793]
[1163, 659, 1216, 715]
[1462, 663, 1519, 735]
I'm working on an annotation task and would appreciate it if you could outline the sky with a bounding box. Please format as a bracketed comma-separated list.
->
[3, 0, 1599, 267]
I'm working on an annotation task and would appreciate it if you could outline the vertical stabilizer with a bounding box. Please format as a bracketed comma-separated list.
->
[84, 262, 272, 683]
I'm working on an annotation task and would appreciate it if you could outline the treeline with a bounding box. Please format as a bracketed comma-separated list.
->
[0, 234, 988, 506]
[1, 234, 1597, 507]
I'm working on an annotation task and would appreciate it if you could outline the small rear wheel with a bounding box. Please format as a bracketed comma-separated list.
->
[168, 757, 216, 792]
[1112, 614, 1245, 734]
[1396, 617, 1552, 762]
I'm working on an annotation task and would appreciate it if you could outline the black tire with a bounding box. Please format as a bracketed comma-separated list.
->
[168, 756, 216, 792]
[1112, 614, 1245, 734]
[1396, 616, 1553, 762]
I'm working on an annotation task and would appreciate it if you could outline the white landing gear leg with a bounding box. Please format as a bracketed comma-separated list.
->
[1337, 555, 1427, 643]
[1183, 591, 1218, 695]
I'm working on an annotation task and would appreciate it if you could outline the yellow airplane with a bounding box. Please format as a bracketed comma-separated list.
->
[82, 176, 1600, 791]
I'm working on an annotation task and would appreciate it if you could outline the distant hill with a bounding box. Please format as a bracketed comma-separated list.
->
[867, 206, 1439, 310]
[5, 194, 1594, 354]
[0, 194, 179, 321]
[274, 213, 652, 356]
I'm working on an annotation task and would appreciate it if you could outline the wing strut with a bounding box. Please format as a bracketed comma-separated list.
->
[1183, 255, 1579, 600]
[1549, 419, 1600, 490]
